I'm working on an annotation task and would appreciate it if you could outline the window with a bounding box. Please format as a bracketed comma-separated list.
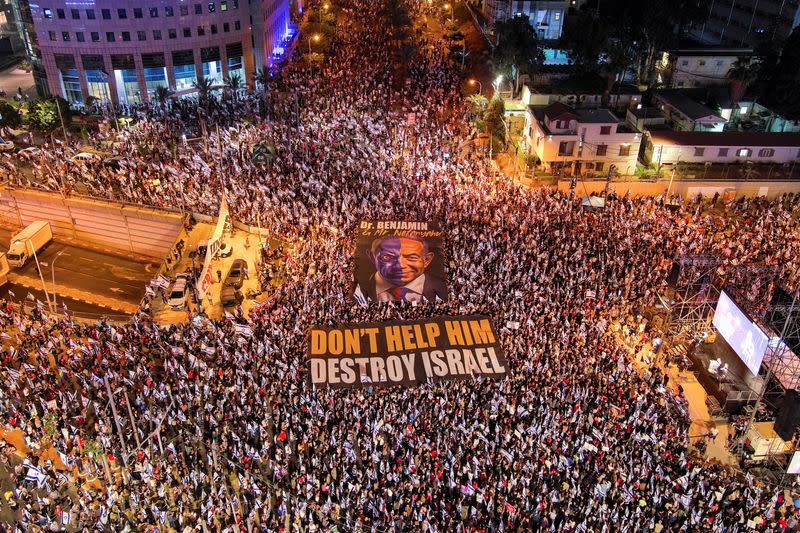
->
[211, 24, 218, 34]
[102, 9, 111, 19]
[737, 148, 751, 157]
[758, 148, 775, 157]
[197, 26, 205, 36]
[86, 9, 95, 20]
[165, 6, 174, 16]
[619, 145, 631, 157]
[208, 2, 216, 13]
[118, 8, 127, 18]
[106, 31, 115, 42]
[698, 60, 706, 66]
[183, 27, 191, 37]
[694, 147, 705, 157]
[150, 7, 159, 17]
[43, 8, 53, 19]
[595, 162, 604, 172]
[71, 9, 80, 19]
[91, 32, 100, 42]
[134, 7, 143, 18]
[122, 31, 131, 41]
[234, 20, 240, 30]
[681, 60, 689, 66]
[181, 5, 189, 15]
[195, 4, 203, 14]
[557, 141, 573, 156]
[233, 0, 238, 7]
[554, 11, 560, 20]
[596, 145, 607, 156]
[48, 31, 56, 41]
[57, 8, 65, 19]
[153, 29, 162, 40]
[62, 31, 70, 41]
[221, 0, 228, 10]
[223, 22, 230, 32]
[138, 30, 147, 41]
[716, 60, 724, 66]
[718, 148, 729, 157]
[169, 28, 178, 39]
[600, 126, 611, 135]
[76, 32, 85, 42]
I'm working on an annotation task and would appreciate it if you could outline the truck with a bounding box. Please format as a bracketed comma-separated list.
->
[7, 221, 53, 268]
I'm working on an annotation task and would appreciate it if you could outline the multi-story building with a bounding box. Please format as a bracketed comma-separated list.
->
[525, 101, 642, 176]
[653, 91, 728, 132]
[660, 47, 752, 88]
[646, 131, 800, 166]
[691, 0, 800, 47]
[484, 0, 585, 40]
[20, 0, 290, 106]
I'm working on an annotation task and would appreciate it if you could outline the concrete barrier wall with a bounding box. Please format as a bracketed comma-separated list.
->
[556, 179, 800, 200]
[0, 188, 183, 259]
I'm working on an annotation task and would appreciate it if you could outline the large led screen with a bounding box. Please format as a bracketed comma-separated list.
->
[712, 291, 769, 376]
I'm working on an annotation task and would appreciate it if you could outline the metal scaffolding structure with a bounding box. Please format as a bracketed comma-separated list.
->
[763, 286, 800, 394]
[663, 255, 722, 341]
[724, 263, 783, 323]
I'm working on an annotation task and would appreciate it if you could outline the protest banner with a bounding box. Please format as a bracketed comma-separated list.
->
[308, 315, 506, 388]
[353, 220, 447, 304]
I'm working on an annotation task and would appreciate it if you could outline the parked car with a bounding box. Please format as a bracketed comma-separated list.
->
[220, 285, 243, 308]
[224, 259, 247, 289]
[217, 241, 233, 258]
[168, 277, 189, 309]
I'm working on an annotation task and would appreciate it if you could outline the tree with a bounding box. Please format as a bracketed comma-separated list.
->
[763, 27, 800, 118]
[466, 94, 488, 116]
[493, 15, 544, 95]
[0, 101, 22, 134]
[255, 68, 272, 91]
[727, 56, 758, 110]
[192, 76, 214, 108]
[483, 95, 506, 146]
[226, 73, 243, 101]
[153, 85, 174, 109]
[26, 98, 70, 135]
[560, 10, 607, 74]
[601, 40, 635, 107]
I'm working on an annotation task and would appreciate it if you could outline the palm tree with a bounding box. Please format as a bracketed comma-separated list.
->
[727, 56, 759, 113]
[225, 73, 242, 101]
[192, 76, 213, 108]
[153, 85, 174, 109]
[601, 40, 634, 107]
[255, 68, 271, 91]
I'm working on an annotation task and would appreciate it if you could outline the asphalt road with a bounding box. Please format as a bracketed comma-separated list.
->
[0, 227, 157, 316]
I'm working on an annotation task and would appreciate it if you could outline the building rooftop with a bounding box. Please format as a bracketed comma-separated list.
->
[576, 108, 621, 124]
[649, 130, 800, 147]
[655, 91, 726, 122]
[669, 47, 753, 57]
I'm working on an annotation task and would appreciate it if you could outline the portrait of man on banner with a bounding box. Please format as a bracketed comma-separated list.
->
[353, 221, 448, 304]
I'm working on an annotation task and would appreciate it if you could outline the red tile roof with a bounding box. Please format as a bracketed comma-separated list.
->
[649, 130, 800, 147]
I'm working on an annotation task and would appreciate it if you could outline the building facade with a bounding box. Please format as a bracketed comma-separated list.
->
[647, 131, 800, 166]
[484, 0, 584, 40]
[653, 92, 727, 132]
[661, 48, 752, 88]
[526, 102, 642, 176]
[691, 0, 800, 47]
[23, 0, 290, 106]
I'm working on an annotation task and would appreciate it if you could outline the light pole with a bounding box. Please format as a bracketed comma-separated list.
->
[30, 246, 52, 312]
[50, 249, 65, 312]
[468, 78, 482, 95]
[493, 74, 503, 97]
[443, 2, 453, 23]
[308, 33, 321, 54]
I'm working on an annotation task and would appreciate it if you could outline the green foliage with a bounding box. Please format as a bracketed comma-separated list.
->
[484, 95, 506, 144]
[0, 101, 22, 129]
[466, 93, 488, 115]
[153, 85, 174, 107]
[255, 67, 272, 90]
[492, 15, 544, 93]
[560, 11, 605, 74]
[26, 98, 70, 134]
[84, 439, 103, 458]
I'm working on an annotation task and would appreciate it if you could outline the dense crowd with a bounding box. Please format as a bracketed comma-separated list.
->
[2, 0, 800, 531]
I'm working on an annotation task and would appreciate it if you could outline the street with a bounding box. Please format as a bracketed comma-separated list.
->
[0, 226, 157, 316]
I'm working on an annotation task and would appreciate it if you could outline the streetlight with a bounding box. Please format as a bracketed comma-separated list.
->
[50, 249, 65, 312]
[493, 75, 503, 95]
[323, 2, 329, 9]
[468, 79, 482, 95]
[308, 33, 321, 54]
[443, 2, 453, 23]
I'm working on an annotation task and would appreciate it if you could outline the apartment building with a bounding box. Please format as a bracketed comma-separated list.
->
[662, 47, 752, 88]
[20, 0, 290, 105]
[692, 0, 800, 47]
[484, 0, 584, 40]
[647, 131, 800, 166]
[526, 101, 642, 176]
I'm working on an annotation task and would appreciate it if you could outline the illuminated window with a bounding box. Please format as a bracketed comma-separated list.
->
[737, 148, 751, 157]
[43, 8, 53, 19]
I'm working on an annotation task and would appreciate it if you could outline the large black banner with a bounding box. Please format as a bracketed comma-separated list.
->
[308, 315, 506, 388]
[353, 220, 448, 304]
